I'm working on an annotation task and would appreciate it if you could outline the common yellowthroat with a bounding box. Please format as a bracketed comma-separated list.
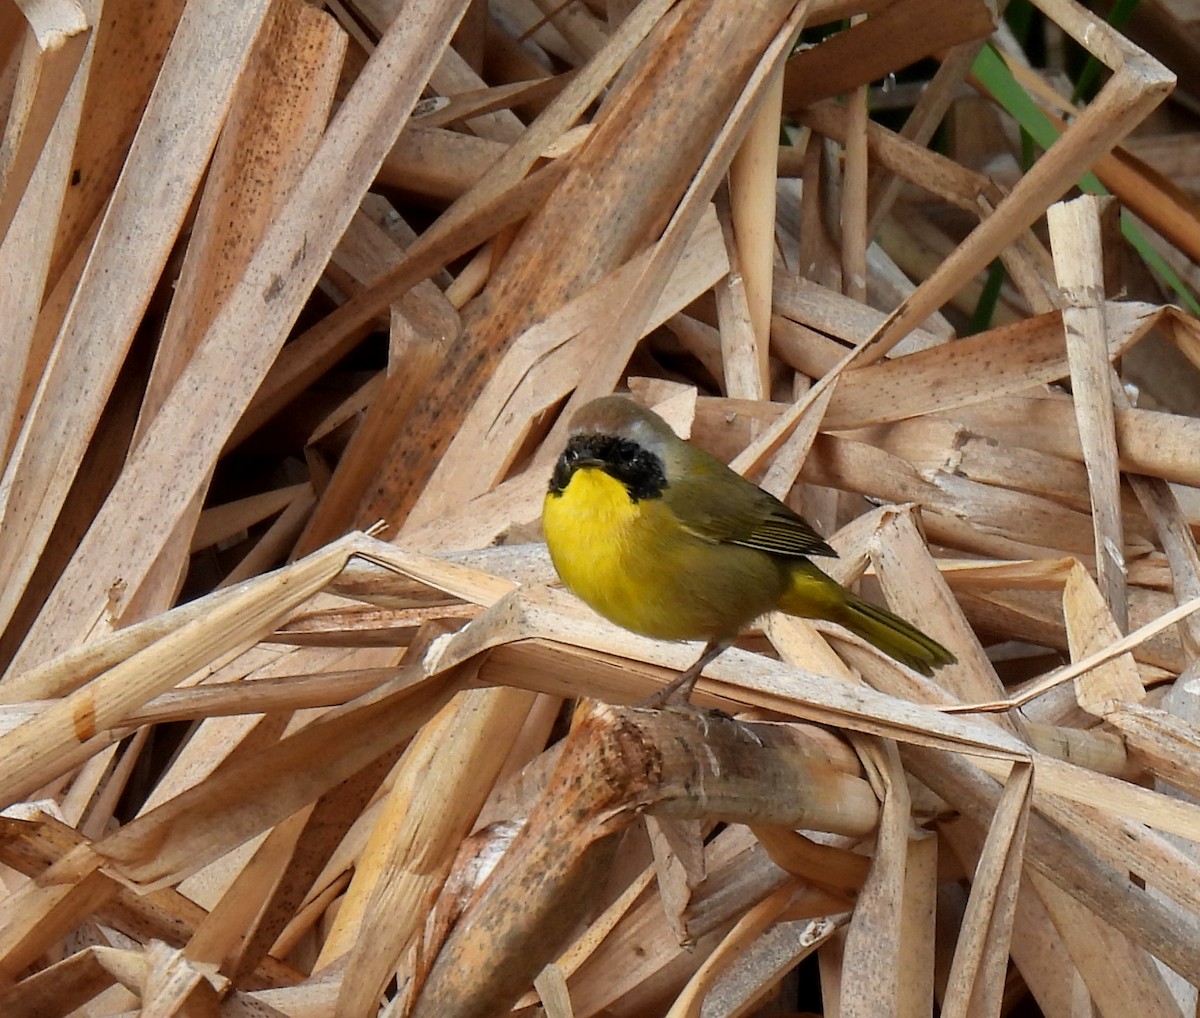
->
[542, 396, 955, 701]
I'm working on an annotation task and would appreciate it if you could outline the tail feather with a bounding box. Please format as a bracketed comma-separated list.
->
[835, 594, 956, 676]
[779, 561, 956, 675]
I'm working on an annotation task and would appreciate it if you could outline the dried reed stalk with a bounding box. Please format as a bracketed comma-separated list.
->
[4, 0, 1200, 1015]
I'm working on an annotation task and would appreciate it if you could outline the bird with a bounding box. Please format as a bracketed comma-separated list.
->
[541, 395, 955, 702]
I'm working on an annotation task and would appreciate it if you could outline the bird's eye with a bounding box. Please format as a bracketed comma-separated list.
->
[611, 439, 640, 466]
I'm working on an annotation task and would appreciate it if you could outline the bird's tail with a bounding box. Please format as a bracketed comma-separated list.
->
[831, 593, 956, 676]
[780, 563, 956, 676]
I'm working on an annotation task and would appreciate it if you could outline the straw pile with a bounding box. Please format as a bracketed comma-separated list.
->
[3, 0, 1200, 1014]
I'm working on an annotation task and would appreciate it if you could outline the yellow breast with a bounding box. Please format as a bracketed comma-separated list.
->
[543, 468, 649, 633]
[542, 467, 783, 641]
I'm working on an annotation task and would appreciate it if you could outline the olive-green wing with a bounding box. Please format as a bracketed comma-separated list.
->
[666, 451, 837, 559]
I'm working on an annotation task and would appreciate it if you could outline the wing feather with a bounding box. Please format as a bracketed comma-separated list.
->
[665, 451, 837, 559]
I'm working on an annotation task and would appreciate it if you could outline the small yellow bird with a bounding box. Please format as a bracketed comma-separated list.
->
[542, 395, 954, 701]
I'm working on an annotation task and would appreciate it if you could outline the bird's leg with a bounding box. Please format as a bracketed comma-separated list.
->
[640, 638, 732, 707]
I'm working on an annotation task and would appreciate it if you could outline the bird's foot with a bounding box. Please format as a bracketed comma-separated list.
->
[636, 639, 731, 708]
[637, 668, 702, 708]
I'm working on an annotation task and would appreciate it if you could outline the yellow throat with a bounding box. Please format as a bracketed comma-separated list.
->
[542, 466, 655, 635]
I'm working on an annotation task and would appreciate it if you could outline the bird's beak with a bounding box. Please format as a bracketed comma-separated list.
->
[563, 441, 606, 470]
